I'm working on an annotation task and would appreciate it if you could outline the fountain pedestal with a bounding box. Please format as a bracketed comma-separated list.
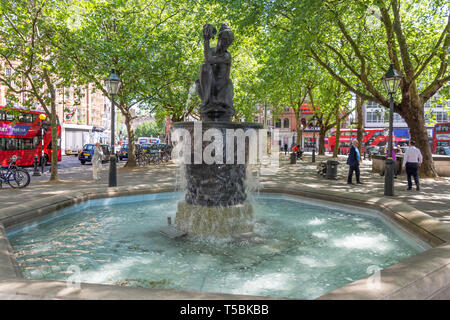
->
[176, 201, 254, 236]
[172, 121, 262, 237]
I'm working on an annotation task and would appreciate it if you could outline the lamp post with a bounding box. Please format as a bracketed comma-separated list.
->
[104, 69, 121, 187]
[39, 114, 47, 173]
[381, 64, 402, 196]
[311, 116, 317, 163]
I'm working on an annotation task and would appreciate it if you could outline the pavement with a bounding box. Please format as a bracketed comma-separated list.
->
[1, 153, 449, 225]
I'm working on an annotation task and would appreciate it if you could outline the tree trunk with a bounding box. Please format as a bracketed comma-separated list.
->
[294, 107, 302, 147]
[124, 112, 137, 167]
[318, 126, 326, 155]
[333, 116, 341, 158]
[49, 102, 58, 181]
[398, 85, 437, 177]
[356, 94, 364, 154]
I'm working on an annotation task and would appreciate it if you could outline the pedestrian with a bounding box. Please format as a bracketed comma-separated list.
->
[402, 141, 423, 191]
[284, 143, 288, 155]
[92, 142, 104, 182]
[347, 139, 363, 185]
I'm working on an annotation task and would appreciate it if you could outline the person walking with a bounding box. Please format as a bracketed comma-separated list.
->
[92, 143, 104, 182]
[347, 139, 362, 185]
[284, 143, 288, 155]
[402, 141, 423, 191]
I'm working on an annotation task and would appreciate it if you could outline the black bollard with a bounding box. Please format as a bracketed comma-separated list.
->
[40, 155, 45, 173]
[33, 155, 41, 176]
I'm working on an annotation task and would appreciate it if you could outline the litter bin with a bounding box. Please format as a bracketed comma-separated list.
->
[326, 160, 339, 179]
[290, 152, 297, 164]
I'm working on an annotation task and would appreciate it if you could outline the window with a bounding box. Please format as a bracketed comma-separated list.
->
[0, 137, 41, 151]
[366, 111, 383, 123]
[437, 112, 449, 122]
[437, 125, 449, 133]
[366, 101, 379, 108]
[275, 118, 281, 128]
[17, 113, 36, 123]
[283, 118, 289, 128]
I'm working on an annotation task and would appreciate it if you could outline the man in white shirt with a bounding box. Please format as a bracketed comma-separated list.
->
[402, 141, 423, 191]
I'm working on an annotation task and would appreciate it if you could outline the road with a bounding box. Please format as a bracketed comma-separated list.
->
[23, 155, 127, 183]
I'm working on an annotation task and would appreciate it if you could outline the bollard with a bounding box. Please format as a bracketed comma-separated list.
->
[290, 152, 297, 164]
[33, 155, 41, 176]
[41, 155, 45, 173]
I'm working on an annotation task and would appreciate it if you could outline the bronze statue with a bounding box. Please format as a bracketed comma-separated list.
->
[196, 23, 235, 121]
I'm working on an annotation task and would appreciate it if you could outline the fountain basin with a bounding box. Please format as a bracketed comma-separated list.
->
[0, 186, 450, 300]
[3, 191, 431, 299]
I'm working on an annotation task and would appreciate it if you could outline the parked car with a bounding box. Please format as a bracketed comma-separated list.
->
[119, 143, 142, 160]
[437, 146, 450, 155]
[65, 148, 80, 156]
[119, 143, 129, 160]
[365, 146, 381, 155]
[78, 144, 111, 165]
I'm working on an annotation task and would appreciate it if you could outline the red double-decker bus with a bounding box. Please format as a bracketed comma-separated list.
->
[0, 106, 61, 166]
[432, 122, 450, 154]
[328, 128, 406, 154]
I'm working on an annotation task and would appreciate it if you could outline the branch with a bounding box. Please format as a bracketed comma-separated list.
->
[413, 12, 450, 81]
[310, 48, 381, 104]
[391, 0, 414, 80]
[420, 74, 450, 104]
[379, 6, 401, 71]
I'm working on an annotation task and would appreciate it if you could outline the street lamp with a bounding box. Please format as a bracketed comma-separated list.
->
[381, 64, 402, 196]
[104, 69, 121, 187]
[311, 116, 317, 163]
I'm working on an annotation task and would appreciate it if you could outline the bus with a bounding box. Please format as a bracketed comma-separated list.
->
[328, 128, 407, 154]
[0, 106, 62, 166]
[432, 122, 450, 154]
[137, 136, 160, 145]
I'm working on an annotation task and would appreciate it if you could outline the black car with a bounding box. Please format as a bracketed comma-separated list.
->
[119, 143, 142, 160]
[78, 144, 111, 165]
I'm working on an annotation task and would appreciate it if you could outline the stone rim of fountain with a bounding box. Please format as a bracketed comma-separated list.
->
[1, 184, 450, 299]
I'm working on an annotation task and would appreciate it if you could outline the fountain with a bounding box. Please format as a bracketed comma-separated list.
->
[1, 22, 438, 301]
[171, 23, 262, 237]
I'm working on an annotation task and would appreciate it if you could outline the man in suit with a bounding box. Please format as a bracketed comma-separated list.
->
[347, 139, 363, 185]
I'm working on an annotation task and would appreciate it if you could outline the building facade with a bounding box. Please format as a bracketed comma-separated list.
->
[363, 98, 450, 143]
[254, 104, 319, 151]
[0, 64, 109, 155]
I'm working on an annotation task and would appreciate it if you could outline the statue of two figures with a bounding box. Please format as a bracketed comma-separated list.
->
[196, 23, 235, 122]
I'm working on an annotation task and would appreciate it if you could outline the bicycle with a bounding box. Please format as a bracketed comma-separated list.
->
[0, 155, 31, 188]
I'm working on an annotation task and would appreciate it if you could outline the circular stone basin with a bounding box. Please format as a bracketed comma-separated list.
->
[7, 192, 428, 299]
